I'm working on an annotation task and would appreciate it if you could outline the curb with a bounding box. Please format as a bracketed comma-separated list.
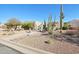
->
[0, 39, 53, 54]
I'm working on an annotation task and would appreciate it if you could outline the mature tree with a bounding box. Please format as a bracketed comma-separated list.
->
[22, 21, 34, 30]
[60, 4, 64, 33]
[5, 18, 21, 30]
[47, 14, 53, 34]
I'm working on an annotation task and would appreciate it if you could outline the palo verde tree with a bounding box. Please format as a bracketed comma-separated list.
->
[5, 18, 21, 30]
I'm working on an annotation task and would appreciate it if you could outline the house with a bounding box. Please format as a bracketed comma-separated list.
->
[47, 22, 60, 30]
[33, 21, 43, 31]
[69, 19, 79, 30]
[0, 24, 7, 31]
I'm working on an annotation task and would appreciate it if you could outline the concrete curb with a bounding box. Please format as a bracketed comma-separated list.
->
[0, 39, 53, 54]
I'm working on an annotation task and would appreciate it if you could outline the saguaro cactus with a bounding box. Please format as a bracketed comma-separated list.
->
[60, 4, 64, 33]
[43, 20, 47, 31]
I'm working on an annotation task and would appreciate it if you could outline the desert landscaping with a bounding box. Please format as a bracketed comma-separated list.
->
[0, 30, 79, 53]
[0, 4, 79, 54]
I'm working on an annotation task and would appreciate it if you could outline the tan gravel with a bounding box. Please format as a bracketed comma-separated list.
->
[10, 31, 79, 54]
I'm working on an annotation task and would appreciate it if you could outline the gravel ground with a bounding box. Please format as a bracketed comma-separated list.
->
[9, 31, 79, 54]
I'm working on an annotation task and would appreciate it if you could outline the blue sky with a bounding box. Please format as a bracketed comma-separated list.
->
[0, 4, 79, 23]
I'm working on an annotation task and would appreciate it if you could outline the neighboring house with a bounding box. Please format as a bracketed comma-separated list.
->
[69, 19, 79, 30]
[33, 21, 43, 31]
[33, 21, 60, 31]
[52, 22, 60, 28]
[50, 22, 60, 30]
[0, 24, 7, 31]
[38, 23, 44, 31]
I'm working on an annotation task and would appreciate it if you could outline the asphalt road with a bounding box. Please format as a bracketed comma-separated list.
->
[0, 43, 22, 54]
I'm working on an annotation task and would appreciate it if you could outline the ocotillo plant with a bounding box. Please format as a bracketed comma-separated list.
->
[48, 14, 53, 34]
[54, 16, 56, 23]
[52, 16, 57, 30]
[60, 4, 64, 33]
[53, 16, 56, 27]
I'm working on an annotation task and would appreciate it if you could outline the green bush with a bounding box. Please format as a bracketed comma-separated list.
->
[62, 26, 68, 30]
[22, 22, 34, 30]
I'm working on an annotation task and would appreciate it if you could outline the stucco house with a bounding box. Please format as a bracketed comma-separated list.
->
[69, 19, 79, 30]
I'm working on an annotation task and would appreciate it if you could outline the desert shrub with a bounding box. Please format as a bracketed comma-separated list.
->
[22, 22, 34, 30]
[62, 26, 68, 30]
